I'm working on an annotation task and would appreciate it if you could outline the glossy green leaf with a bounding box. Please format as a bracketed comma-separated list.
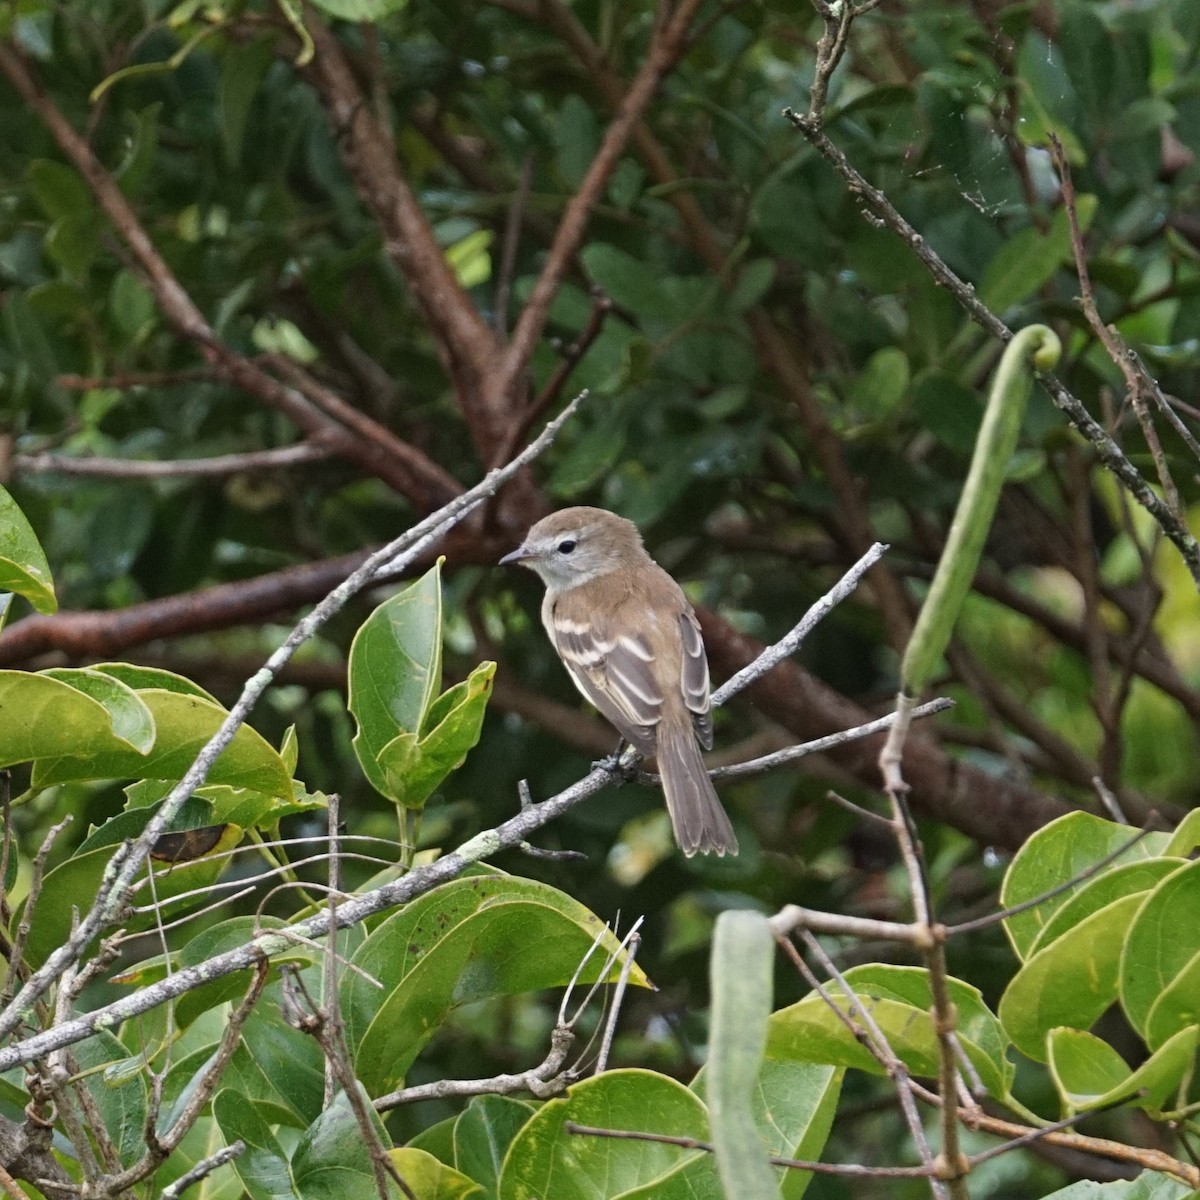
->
[41, 666, 155, 753]
[766, 964, 1012, 1099]
[212, 1089, 295, 1200]
[92, 662, 220, 702]
[291, 1087, 394, 1197]
[125, 778, 326, 828]
[453, 1096, 536, 1197]
[979, 197, 1097, 314]
[999, 892, 1145, 1062]
[348, 563, 443, 802]
[409, 1114, 460, 1167]
[389, 1148, 482, 1199]
[1047, 1024, 1199, 1115]
[692, 1059, 841, 1200]
[497, 1070, 717, 1200]
[729, 259, 776, 313]
[1042, 1175, 1193, 1200]
[0, 484, 56, 613]
[153, 1115, 242, 1199]
[73, 1028, 149, 1169]
[1163, 808, 1200, 858]
[704, 909, 778, 1200]
[343, 875, 650, 1095]
[1119, 860, 1200, 1038]
[1001, 812, 1166, 962]
[32, 688, 292, 796]
[580, 244, 670, 324]
[224, 996, 327, 1128]
[1144, 950, 1200, 1052]
[1027, 859, 1180, 959]
[376, 661, 496, 809]
[0, 671, 139, 767]
[851, 346, 910, 418]
[27, 158, 93, 222]
[173, 917, 316, 1031]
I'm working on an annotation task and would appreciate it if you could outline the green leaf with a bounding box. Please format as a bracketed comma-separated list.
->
[389, 1148, 482, 1199]
[224, 995, 328, 1128]
[291, 1087, 393, 1195]
[1040, 1174, 1193, 1200]
[349, 563, 443, 802]
[1027, 859, 1181, 959]
[41, 667, 156, 754]
[219, 37, 274, 165]
[728, 259, 776, 313]
[452, 1096, 536, 1196]
[73, 1029, 149, 1169]
[705, 910, 778, 1200]
[580, 244, 669, 323]
[446, 229, 493, 289]
[152, 1115, 242, 1199]
[31, 688, 293, 796]
[497, 1070, 717, 1200]
[692, 1059, 841, 1200]
[27, 158, 93, 222]
[850, 347, 910, 419]
[1000, 812, 1166, 962]
[0, 671, 137, 768]
[376, 661, 496, 809]
[0, 484, 57, 613]
[212, 1089, 295, 1200]
[978, 197, 1097, 314]
[91, 662, 220, 702]
[167, 917, 317, 1031]
[1144, 951, 1200, 1052]
[766, 964, 1012, 1099]
[343, 875, 650, 1096]
[1048, 1024, 1199, 1115]
[999, 892, 1146, 1062]
[1163, 808, 1200, 857]
[1119, 860, 1200, 1039]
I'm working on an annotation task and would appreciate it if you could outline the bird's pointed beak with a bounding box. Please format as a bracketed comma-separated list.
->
[499, 544, 531, 566]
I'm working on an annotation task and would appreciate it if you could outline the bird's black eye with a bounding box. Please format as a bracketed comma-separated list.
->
[557, 538, 577, 554]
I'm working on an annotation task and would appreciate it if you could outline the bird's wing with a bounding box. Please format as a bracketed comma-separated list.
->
[679, 607, 713, 750]
[551, 604, 664, 750]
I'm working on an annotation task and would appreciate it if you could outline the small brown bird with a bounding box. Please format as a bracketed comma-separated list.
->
[500, 506, 737, 856]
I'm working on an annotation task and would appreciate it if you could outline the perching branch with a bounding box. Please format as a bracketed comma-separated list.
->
[0, 394, 585, 1049]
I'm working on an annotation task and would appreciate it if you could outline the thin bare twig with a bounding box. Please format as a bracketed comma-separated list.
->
[780, 107, 1200, 586]
[564, 1120, 935, 1177]
[0, 395, 584, 1048]
[1050, 134, 1183, 521]
[594, 930, 640, 1074]
[13, 442, 335, 480]
[712, 541, 888, 705]
[707, 698, 951, 781]
[159, 1140, 245, 1198]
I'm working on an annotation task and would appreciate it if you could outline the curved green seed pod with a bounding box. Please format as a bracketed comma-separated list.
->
[708, 909, 780, 1199]
[900, 325, 1062, 696]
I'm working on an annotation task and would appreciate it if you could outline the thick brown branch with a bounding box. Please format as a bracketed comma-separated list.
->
[696, 608, 1070, 848]
[296, 13, 504, 449]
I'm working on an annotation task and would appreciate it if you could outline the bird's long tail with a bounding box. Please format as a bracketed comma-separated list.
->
[656, 718, 738, 856]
